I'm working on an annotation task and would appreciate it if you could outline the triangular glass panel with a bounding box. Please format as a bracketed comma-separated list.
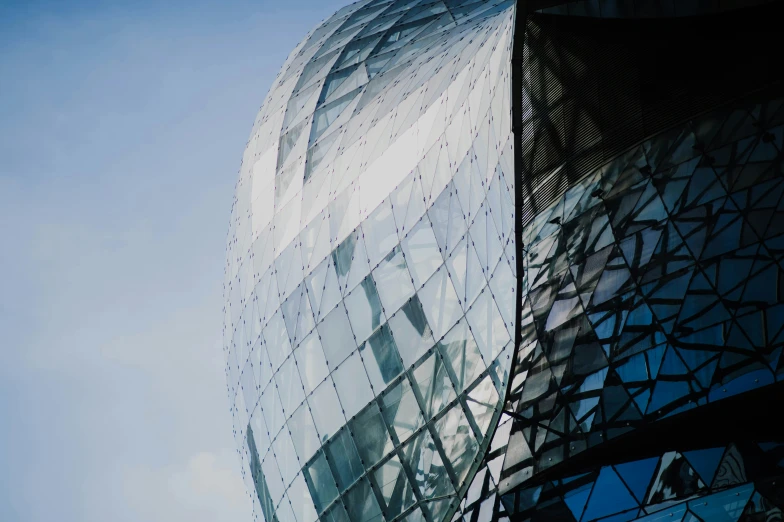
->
[581, 467, 638, 521]
[682, 447, 725, 486]
[615, 457, 659, 503]
[646, 380, 690, 415]
[647, 452, 706, 505]
[563, 481, 591, 521]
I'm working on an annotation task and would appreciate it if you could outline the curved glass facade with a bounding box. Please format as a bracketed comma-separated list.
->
[223, 1, 517, 521]
[225, 1, 784, 522]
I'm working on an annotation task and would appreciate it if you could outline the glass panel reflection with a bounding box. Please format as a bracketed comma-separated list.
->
[226, 1, 517, 521]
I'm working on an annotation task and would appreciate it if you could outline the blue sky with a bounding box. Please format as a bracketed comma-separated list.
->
[0, 1, 348, 520]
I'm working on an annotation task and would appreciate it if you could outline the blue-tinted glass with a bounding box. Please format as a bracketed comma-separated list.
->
[687, 484, 754, 522]
[581, 467, 638, 521]
[614, 457, 659, 503]
[563, 482, 591, 520]
[681, 448, 725, 486]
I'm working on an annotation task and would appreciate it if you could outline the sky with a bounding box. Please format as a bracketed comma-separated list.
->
[0, 1, 348, 520]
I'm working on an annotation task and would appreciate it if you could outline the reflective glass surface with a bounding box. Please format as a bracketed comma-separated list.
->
[458, 437, 784, 522]
[224, 1, 517, 520]
[226, 2, 784, 521]
[455, 96, 784, 521]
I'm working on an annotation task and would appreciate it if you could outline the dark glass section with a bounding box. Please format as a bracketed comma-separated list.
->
[464, 440, 784, 521]
[458, 2, 784, 520]
[459, 90, 784, 521]
[533, 0, 777, 18]
[515, 1, 784, 224]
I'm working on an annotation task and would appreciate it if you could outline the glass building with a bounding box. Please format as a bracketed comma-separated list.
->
[223, 1, 784, 522]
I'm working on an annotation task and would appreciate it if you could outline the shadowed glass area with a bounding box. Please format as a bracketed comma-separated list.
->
[455, 96, 784, 522]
